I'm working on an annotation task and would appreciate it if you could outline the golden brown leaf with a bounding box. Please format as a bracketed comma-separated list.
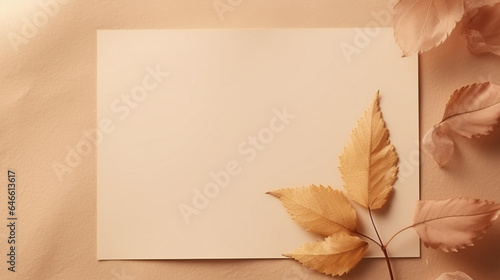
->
[267, 185, 357, 236]
[284, 233, 368, 277]
[339, 92, 398, 209]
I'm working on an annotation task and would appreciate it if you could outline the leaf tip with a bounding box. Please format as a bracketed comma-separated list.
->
[266, 190, 281, 198]
[373, 90, 381, 103]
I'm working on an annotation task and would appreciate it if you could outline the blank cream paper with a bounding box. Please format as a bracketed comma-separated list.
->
[97, 29, 419, 260]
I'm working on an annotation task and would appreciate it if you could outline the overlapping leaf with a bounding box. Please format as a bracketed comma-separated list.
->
[464, 0, 500, 12]
[435, 271, 473, 280]
[267, 185, 357, 236]
[423, 82, 500, 166]
[393, 0, 465, 56]
[422, 123, 455, 166]
[413, 198, 500, 252]
[392, 0, 500, 56]
[464, 2, 500, 56]
[284, 233, 368, 277]
[339, 92, 398, 209]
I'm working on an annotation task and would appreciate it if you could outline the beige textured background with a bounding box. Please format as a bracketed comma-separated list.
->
[1, 0, 500, 279]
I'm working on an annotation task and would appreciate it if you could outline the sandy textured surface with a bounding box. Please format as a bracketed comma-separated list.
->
[1, 0, 500, 279]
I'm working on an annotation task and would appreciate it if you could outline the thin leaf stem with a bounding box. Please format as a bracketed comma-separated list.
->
[368, 208, 394, 280]
[385, 225, 414, 248]
[381, 246, 394, 280]
[354, 232, 381, 247]
[368, 208, 383, 246]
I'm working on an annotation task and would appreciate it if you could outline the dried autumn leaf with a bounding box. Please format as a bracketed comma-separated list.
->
[442, 83, 500, 137]
[413, 198, 500, 252]
[393, 0, 465, 56]
[284, 233, 368, 277]
[464, 2, 500, 56]
[422, 82, 500, 165]
[422, 122, 454, 166]
[267, 185, 357, 236]
[339, 92, 398, 209]
[464, 0, 500, 12]
[435, 271, 473, 280]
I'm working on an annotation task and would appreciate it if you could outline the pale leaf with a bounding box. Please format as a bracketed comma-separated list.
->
[267, 185, 357, 236]
[422, 82, 500, 165]
[464, 2, 500, 56]
[436, 271, 473, 280]
[422, 122, 454, 166]
[339, 92, 398, 209]
[284, 233, 368, 277]
[464, 0, 500, 12]
[442, 83, 500, 137]
[413, 198, 500, 252]
[393, 0, 465, 56]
